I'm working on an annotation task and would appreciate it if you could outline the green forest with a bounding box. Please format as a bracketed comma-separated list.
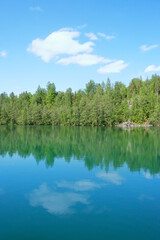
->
[0, 75, 160, 126]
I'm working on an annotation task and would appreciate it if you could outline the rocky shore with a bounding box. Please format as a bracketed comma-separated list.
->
[116, 121, 153, 128]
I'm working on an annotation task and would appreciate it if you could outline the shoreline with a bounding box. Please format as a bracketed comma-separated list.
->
[116, 121, 153, 128]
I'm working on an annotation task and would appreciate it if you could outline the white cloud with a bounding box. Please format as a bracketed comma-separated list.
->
[56, 180, 100, 191]
[96, 172, 125, 185]
[97, 60, 128, 74]
[85, 32, 98, 40]
[57, 54, 111, 66]
[27, 28, 94, 62]
[29, 6, 42, 12]
[144, 65, 160, 73]
[140, 44, 158, 52]
[29, 183, 89, 215]
[98, 32, 115, 40]
[0, 50, 7, 57]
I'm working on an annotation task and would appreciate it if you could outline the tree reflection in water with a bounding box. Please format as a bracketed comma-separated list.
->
[0, 126, 160, 174]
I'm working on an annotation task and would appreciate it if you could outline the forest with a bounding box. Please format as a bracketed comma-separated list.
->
[0, 74, 160, 126]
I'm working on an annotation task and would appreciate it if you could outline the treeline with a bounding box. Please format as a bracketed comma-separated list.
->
[0, 126, 160, 174]
[0, 75, 160, 125]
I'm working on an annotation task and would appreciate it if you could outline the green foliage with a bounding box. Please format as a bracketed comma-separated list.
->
[0, 75, 160, 126]
[46, 82, 56, 105]
[149, 103, 160, 126]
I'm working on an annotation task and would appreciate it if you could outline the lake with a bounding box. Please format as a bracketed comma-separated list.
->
[0, 126, 160, 240]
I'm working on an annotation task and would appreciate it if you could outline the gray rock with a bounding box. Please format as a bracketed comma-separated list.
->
[116, 121, 152, 128]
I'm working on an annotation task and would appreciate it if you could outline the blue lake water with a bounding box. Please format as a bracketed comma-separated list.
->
[0, 126, 160, 239]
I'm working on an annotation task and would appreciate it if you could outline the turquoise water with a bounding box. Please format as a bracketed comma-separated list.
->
[0, 126, 160, 239]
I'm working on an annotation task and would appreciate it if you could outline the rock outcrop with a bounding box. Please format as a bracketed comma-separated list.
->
[116, 121, 152, 128]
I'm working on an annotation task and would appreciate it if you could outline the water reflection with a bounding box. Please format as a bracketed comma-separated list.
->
[0, 126, 160, 174]
[138, 194, 154, 201]
[29, 180, 101, 215]
[29, 183, 89, 215]
[143, 172, 160, 180]
[28, 172, 126, 215]
[0, 188, 4, 195]
[143, 172, 153, 180]
[56, 180, 100, 191]
[1, 126, 160, 239]
[96, 172, 125, 185]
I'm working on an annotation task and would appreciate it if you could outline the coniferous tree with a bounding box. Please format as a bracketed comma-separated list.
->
[0, 75, 160, 126]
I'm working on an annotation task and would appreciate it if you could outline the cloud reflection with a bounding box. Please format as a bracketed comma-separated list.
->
[143, 172, 153, 180]
[96, 172, 125, 185]
[56, 180, 100, 191]
[143, 172, 160, 180]
[29, 183, 89, 215]
[138, 194, 154, 201]
[29, 175, 123, 215]
[156, 174, 160, 179]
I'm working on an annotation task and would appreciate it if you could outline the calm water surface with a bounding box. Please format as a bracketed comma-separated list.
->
[0, 126, 160, 240]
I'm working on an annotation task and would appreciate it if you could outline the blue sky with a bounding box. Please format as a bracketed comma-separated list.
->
[0, 0, 160, 94]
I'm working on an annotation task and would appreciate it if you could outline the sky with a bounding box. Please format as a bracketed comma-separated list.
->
[0, 0, 160, 95]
